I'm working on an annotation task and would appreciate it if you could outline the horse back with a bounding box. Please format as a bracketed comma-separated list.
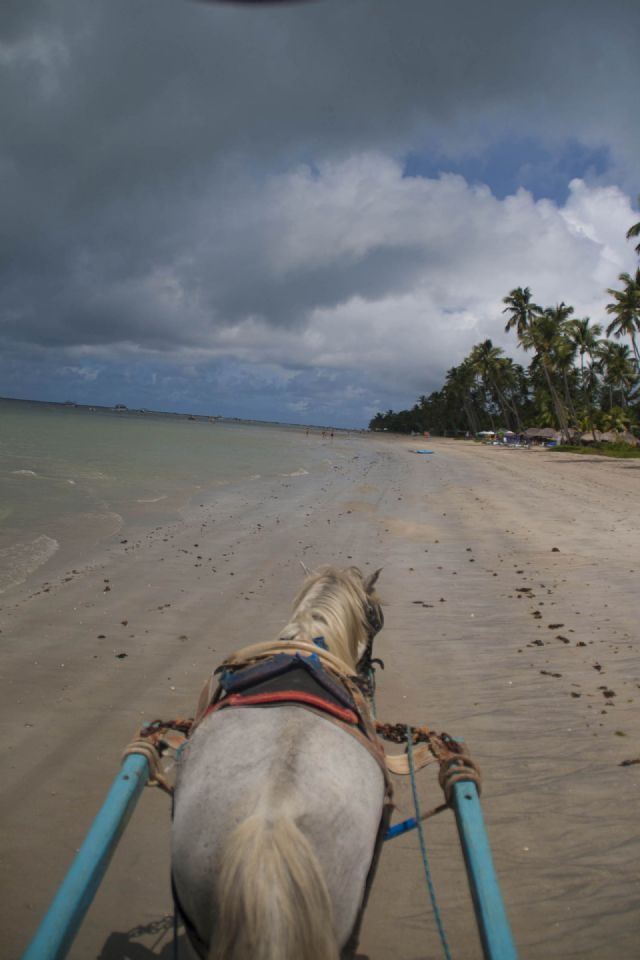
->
[172, 705, 386, 956]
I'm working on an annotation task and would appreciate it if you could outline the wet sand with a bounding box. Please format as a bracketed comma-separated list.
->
[1, 436, 639, 959]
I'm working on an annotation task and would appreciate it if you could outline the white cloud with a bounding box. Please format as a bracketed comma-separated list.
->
[183, 159, 636, 398]
[58, 364, 100, 382]
[3, 0, 639, 423]
[42, 157, 637, 411]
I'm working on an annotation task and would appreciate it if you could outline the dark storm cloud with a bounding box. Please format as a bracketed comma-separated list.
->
[1, 0, 639, 400]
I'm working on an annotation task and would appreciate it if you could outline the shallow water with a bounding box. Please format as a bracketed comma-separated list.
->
[0, 400, 331, 591]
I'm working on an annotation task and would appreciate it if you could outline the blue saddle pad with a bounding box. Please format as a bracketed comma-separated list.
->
[218, 652, 356, 712]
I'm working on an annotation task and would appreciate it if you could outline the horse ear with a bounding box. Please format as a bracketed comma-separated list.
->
[364, 568, 382, 594]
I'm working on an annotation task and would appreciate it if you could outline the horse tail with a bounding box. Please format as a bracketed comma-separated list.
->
[209, 813, 339, 960]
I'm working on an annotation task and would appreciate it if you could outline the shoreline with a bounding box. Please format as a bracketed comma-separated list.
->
[2, 436, 639, 959]
[0, 418, 348, 598]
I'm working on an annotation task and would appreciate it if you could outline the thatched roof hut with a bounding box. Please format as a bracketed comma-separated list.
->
[523, 427, 561, 441]
[580, 429, 638, 445]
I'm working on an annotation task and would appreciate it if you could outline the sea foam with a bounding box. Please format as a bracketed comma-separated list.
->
[0, 535, 59, 593]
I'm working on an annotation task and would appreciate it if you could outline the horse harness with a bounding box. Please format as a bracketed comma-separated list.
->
[173, 615, 392, 960]
[190, 636, 393, 807]
[205, 646, 373, 730]
[190, 597, 387, 776]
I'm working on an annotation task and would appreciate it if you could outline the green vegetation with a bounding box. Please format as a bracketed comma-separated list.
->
[553, 444, 640, 459]
[371, 206, 640, 441]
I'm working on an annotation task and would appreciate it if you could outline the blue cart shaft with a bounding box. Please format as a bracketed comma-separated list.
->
[451, 780, 518, 960]
[22, 753, 150, 960]
[385, 782, 517, 960]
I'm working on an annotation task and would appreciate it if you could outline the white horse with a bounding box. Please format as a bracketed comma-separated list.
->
[171, 566, 389, 960]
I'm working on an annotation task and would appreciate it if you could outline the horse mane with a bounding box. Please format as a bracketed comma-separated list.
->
[277, 565, 379, 669]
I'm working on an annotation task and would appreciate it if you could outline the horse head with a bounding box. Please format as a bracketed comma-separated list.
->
[357, 567, 385, 685]
[280, 565, 384, 684]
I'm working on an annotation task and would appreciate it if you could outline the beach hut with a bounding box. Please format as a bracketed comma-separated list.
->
[581, 429, 638, 445]
[523, 427, 561, 444]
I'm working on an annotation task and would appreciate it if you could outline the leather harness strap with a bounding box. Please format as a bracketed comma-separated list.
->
[204, 689, 360, 726]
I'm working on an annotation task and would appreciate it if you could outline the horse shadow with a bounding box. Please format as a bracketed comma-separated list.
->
[96, 914, 369, 960]
[97, 918, 371, 959]
[96, 915, 187, 959]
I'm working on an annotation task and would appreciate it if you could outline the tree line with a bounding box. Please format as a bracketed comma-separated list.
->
[370, 208, 640, 439]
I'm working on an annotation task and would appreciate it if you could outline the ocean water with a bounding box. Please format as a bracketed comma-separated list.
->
[0, 400, 331, 593]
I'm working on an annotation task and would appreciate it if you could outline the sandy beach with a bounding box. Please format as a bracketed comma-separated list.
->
[2, 434, 639, 959]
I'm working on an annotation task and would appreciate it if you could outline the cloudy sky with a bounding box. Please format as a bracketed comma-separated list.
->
[2, 0, 639, 427]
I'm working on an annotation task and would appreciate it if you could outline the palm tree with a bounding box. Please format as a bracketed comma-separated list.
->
[554, 329, 582, 435]
[626, 196, 640, 256]
[444, 360, 484, 435]
[519, 304, 573, 441]
[581, 363, 602, 431]
[547, 304, 583, 435]
[596, 341, 638, 409]
[495, 357, 527, 432]
[606, 269, 640, 367]
[468, 340, 523, 431]
[502, 287, 542, 337]
[567, 317, 603, 439]
[567, 317, 603, 376]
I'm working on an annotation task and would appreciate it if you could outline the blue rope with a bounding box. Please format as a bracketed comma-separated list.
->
[406, 724, 453, 960]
